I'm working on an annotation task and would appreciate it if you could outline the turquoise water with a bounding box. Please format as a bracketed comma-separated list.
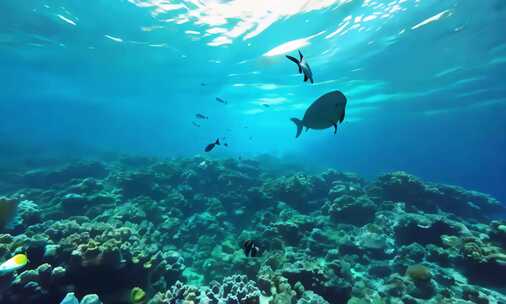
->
[1, 0, 505, 199]
[1, 2, 506, 303]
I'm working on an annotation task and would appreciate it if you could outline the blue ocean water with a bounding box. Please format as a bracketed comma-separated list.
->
[0, 0, 505, 201]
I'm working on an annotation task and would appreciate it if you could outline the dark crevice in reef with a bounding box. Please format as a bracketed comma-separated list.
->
[394, 220, 461, 246]
[0, 157, 505, 303]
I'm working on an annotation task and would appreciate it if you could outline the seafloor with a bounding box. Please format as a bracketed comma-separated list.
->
[0, 156, 505, 304]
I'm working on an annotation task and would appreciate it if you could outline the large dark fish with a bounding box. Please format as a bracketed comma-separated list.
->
[286, 50, 314, 84]
[243, 240, 260, 257]
[205, 138, 220, 152]
[216, 97, 228, 104]
[291, 90, 347, 138]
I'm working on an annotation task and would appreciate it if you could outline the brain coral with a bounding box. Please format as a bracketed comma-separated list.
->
[405, 264, 432, 282]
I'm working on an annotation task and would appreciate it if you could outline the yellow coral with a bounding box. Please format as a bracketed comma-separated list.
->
[130, 286, 146, 304]
[405, 264, 432, 282]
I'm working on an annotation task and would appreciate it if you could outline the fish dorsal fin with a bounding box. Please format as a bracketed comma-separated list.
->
[243, 240, 251, 256]
[298, 50, 303, 61]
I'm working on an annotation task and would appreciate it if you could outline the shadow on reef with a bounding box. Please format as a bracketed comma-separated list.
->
[0, 156, 505, 303]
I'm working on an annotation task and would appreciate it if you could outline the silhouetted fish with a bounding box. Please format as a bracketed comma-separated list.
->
[216, 97, 228, 104]
[243, 240, 260, 257]
[286, 50, 314, 83]
[291, 90, 347, 138]
[205, 138, 220, 152]
[192, 122, 201, 127]
[262, 104, 270, 108]
[196, 113, 208, 120]
[0, 253, 28, 275]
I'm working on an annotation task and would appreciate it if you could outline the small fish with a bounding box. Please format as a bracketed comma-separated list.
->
[216, 97, 228, 104]
[286, 50, 314, 84]
[201, 82, 207, 86]
[262, 104, 270, 108]
[243, 240, 260, 257]
[224, 143, 229, 147]
[205, 138, 220, 152]
[196, 113, 208, 120]
[192, 122, 201, 127]
[0, 254, 28, 275]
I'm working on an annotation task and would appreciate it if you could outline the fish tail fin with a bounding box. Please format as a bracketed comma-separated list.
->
[286, 55, 302, 73]
[290, 118, 304, 138]
[215, 138, 220, 145]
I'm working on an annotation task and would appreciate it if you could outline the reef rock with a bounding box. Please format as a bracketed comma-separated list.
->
[1, 157, 505, 304]
[22, 162, 108, 189]
[370, 171, 505, 218]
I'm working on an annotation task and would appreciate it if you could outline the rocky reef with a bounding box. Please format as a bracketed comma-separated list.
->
[0, 156, 505, 303]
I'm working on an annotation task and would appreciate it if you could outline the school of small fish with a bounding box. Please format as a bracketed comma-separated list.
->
[199, 49, 348, 153]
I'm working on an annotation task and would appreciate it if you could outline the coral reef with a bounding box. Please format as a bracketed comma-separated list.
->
[370, 171, 504, 219]
[0, 156, 505, 303]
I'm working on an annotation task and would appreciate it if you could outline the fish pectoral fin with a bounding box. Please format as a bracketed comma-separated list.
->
[286, 55, 299, 64]
[340, 108, 346, 123]
[286, 55, 302, 73]
[298, 50, 303, 61]
[333, 123, 337, 134]
[304, 74, 308, 82]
